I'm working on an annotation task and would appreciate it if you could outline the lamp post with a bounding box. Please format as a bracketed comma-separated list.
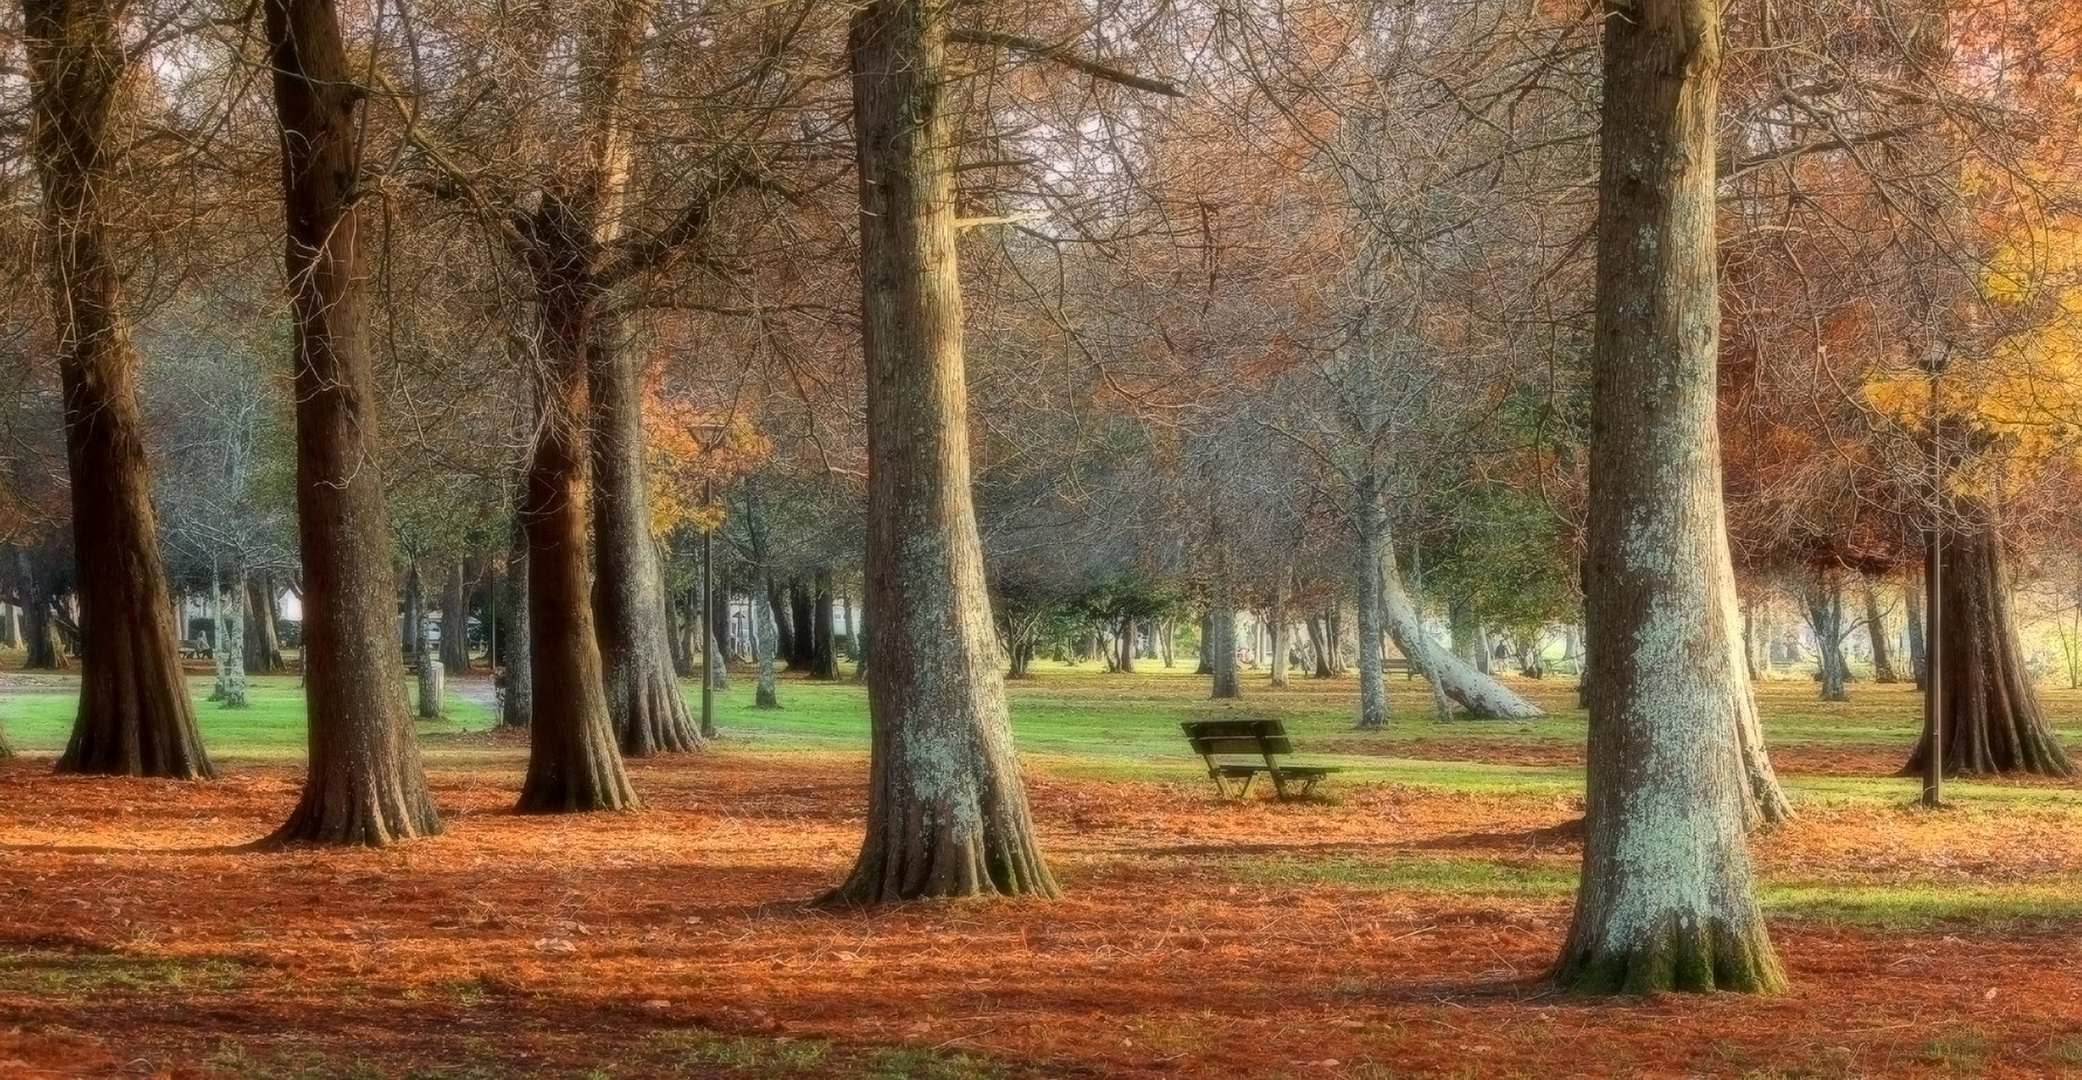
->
[1922, 349, 1945, 809]
[694, 422, 725, 740]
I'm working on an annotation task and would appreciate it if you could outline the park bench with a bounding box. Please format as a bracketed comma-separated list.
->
[1384, 656, 1417, 679]
[1180, 718, 1341, 800]
[178, 638, 212, 659]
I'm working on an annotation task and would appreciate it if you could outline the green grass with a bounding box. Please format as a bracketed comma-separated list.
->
[0, 949, 245, 997]
[0, 673, 496, 760]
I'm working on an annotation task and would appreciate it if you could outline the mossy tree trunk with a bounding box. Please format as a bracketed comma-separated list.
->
[823, 0, 1056, 904]
[1552, 0, 1784, 995]
[265, 0, 441, 845]
[1906, 524, 2074, 777]
[27, 0, 212, 778]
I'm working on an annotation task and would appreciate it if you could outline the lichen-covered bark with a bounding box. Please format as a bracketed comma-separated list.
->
[1380, 542, 1542, 720]
[28, 0, 212, 779]
[1906, 525, 2074, 777]
[823, 0, 1057, 904]
[1552, 0, 1784, 995]
[265, 0, 440, 845]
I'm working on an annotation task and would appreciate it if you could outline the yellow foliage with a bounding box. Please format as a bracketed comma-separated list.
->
[642, 392, 771, 539]
[1863, 215, 2082, 499]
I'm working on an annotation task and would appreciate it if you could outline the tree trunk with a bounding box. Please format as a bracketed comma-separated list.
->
[1195, 614, 1214, 675]
[501, 518, 532, 728]
[811, 567, 837, 678]
[215, 557, 248, 708]
[1159, 618, 1175, 668]
[1379, 541, 1542, 720]
[1552, 0, 1783, 994]
[246, 574, 286, 674]
[1269, 572, 1290, 687]
[401, 561, 424, 662]
[590, 312, 701, 756]
[1115, 615, 1136, 674]
[1905, 576, 1928, 691]
[1906, 524, 2074, 777]
[1305, 615, 1330, 678]
[770, 577, 796, 663]
[823, 0, 1057, 904]
[1327, 596, 1347, 674]
[417, 651, 444, 719]
[2, 603, 19, 650]
[787, 576, 815, 670]
[1209, 546, 1241, 700]
[1740, 602, 1761, 682]
[1804, 572, 1849, 702]
[1864, 582, 1899, 684]
[440, 560, 472, 674]
[1353, 491, 1388, 728]
[516, 209, 639, 811]
[264, 0, 441, 844]
[753, 573, 781, 708]
[25, 0, 211, 777]
[21, 589, 64, 671]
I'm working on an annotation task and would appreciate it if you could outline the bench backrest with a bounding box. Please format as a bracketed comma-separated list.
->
[1180, 718, 1292, 758]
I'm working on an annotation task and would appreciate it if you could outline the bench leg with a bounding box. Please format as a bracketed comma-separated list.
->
[1235, 772, 1254, 798]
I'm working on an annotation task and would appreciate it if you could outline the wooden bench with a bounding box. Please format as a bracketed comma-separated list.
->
[178, 638, 213, 659]
[1180, 718, 1341, 799]
[1384, 656, 1418, 679]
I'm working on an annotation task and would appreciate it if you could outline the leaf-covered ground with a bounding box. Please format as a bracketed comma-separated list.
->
[1, 670, 2079, 1078]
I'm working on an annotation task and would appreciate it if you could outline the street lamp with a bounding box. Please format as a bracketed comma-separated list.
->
[694, 422, 726, 740]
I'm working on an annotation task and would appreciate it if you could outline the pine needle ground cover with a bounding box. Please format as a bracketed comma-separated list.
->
[1, 668, 2079, 1078]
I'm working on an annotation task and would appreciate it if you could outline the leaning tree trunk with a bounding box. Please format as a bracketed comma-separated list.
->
[823, 0, 1057, 904]
[1551, 0, 1784, 995]
[264, 0, 441, 845]
[26, 0, 211, 778]
[1906, 524, 2074, 777]
[590, 313, 701, 756]
[1381, 541, 1541, 719]
[1864, 582, 1899, 684]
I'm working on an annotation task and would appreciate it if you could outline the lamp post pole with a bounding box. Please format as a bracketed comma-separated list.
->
[701, 473, 715, 739]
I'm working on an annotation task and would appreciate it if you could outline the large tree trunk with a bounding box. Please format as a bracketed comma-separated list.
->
[21, 592, 64, 671]
[590, 314, 701, 756]
[1381, 541, 1542, 719]
[516, 208, 639, 812]
[264, 0, 441, 845]
[1551, 0, 1783, 995]
[26, 0, 211, 778]
[440, 560, 472, 674]
[823, 0, 1056, 904]
[1906, 525, 2074, 777]
[768, 576, 796, 662]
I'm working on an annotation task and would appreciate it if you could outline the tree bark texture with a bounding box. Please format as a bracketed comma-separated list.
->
[752, 575, 781, 708]
[824, 0, 1057, 904]
[26, 0, 212, 778]
[1552, 0, 1784, 995]
[811, 567, 837, 678]
[590, 314, 701, 756]
[1905, 526, 2074, 777]
[264, 0, 442, 845]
